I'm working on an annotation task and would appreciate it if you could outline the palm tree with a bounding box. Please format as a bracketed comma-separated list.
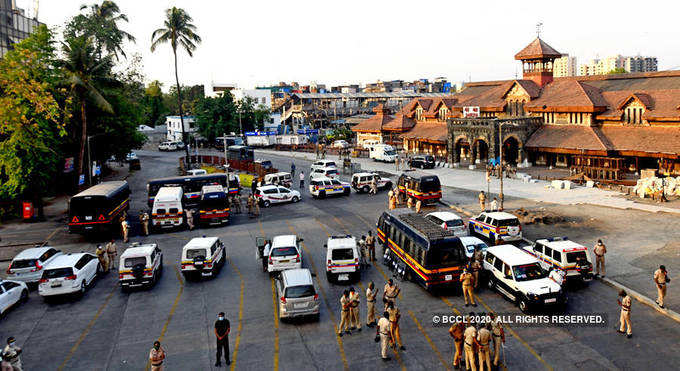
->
[61, 36, 114, 178]
[151, 7, 201, 164]
[74, 0, 135, 60]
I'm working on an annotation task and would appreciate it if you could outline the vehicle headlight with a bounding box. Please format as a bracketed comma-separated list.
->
[527, 292, 539, 300]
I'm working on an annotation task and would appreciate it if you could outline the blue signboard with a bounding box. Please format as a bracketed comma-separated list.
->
[245, 131, 277, 136]
[297, 129, 319, 135]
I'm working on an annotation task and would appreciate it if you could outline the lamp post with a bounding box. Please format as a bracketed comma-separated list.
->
[498, 121, 519, 210]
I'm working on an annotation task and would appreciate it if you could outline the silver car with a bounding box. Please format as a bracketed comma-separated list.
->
[276, 269, 320, 321]
[7, 247, 63, 285]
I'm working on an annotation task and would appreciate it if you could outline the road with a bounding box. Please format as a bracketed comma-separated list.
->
[0, 149, 678, 370]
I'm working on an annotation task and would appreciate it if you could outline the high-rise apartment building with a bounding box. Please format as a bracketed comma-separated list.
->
[553, 55, 577, 77]
[579, 55, 658, 75]
[625, 56, 658, 73]
[0, 0, 42, 58]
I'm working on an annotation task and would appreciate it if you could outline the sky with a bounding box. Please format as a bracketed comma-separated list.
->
[21, 0, 680, 91]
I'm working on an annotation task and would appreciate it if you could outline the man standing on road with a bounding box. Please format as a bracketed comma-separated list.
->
[478, 191, 486, 212]
[617, 289, 632, 338]
[186, 208, 195, 231]
[106, 239, 117, 271]
[349, 287, 361, 331]
[95, 245, 109, 272]
[460, 268, 476, 307]
[490, 197, 498, 212]
[299, 171, 305, 189]
[377, 311, 392, 361]
[386, 301, 404, 351]
[470, 258, 482, 290]
[448, 317, 465, 369]
[476, 323, 491, 371]
[395, 156, 400, 171]
[2, 337, 22, 371]
[489, 313, 505, 368]
[370, 176, 378, 195]
[214, 312, 231, 367]
[463, 317, 478, 371]
[339, 290, 352, 336]
[366, 231, 376, 262]
[121, 218, 129, 243]
[149, 341, 165, 371]
[366, 282, 378, 327]
[139, 210, 150, 236]
[593, 239, 607, 277]
[291, 162, 296, 177]
[654, 265, 669, 308]
[383, 278, 400, 310]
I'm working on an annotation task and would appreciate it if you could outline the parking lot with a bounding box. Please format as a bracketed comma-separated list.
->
[1, 150, 679, 370]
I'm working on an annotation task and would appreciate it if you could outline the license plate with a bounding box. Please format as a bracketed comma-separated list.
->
[279, 260, 289, 263]
[545, 298, 557, 303]
[294, 303, 307, 309]
[445, 274, 453, 281]
[338, 274, 349, 281]
[85, 216, 92, 221]
[51, 282, 62, 288]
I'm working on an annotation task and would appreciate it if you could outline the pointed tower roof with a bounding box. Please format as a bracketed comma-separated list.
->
[514, 37, 562, 60]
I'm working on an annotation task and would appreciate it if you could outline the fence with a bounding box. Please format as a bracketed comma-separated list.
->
[179, 155, 279, 178]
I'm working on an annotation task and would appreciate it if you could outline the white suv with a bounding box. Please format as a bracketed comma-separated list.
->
[426, 212, 468, 237]
[181, 237, 226, 280]
[6, 247, 63, 285]
[325, 235, 360, 282]
[119, 243, 164, 290]
[268, 235, 303, 273]
[310, 160, 337, 172]
[38, 253, 102, 298]
[310, 167, 339, 180]
[255, 185, 301, 207]
[158, 141, 177, 151]
[309, 177, 351, 198]
[276, 269, 320, 321]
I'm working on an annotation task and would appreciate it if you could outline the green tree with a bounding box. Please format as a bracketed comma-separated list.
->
[195, 93, 238, 141]
[0, 26, 71, 218]
[144, 80, 167, 127]
[151, 7, 201, 162]
[237, 96, 272, 132]
[65, 0, 135, 60]
[607, 67, 627, 74]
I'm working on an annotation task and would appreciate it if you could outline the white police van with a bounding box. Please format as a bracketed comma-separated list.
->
[309, 177, 351, 198]
[324, 235, 360, 282]
[525, 237, 593, 282]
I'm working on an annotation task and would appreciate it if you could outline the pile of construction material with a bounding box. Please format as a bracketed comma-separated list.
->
[632, 176, 680, 198]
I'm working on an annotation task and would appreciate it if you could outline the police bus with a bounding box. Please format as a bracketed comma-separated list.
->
[227, 145, 254, 162]
[147, 173, 237, 207]
[396, 170, 442, 205]
[376, 208, 467, 290]
[68, 181, 130, 234]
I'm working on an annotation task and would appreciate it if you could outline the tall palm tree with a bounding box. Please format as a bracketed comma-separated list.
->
[77, 0, 135, 60]
[151, 7, 201, 164]
[61, 36, 114, 178]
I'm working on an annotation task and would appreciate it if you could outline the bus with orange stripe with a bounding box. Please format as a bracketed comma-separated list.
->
[376, 209, 468, 291]
[396, 170, 442, 205]
[68, 181, 130, 234]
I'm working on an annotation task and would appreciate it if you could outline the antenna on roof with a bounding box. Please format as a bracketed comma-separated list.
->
[536, 22, 543, 38]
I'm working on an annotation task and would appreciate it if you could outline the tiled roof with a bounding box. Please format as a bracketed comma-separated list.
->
[525, 125, 610, 152]
[400, 122, 448, 143]
[514, 37, 562, 60]
[599, 126, 680, 154]
[350, 105, 393, 133]
[526, 80, 608, 112]
[513, 80, 542, 99]
[597, 89, 680, 121]
[382, 112, 416, 132]
[616, 93, 653, 110]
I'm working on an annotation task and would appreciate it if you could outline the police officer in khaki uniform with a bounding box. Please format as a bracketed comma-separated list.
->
[470, 259, 482, 290]
[376, 311, 392, 361]
[105, 239, 117, 271]
[489, 313, 505, 367]
[463, 319, 478, 371]
[415, 199, 422, 214]
[406, 196, 414, 209]
[139, 210, 150, 236]
[593, 239, 607, 277]
[654, 265, 669, 308]
[366, 231, 376, 262]
[349, 287, 361, 331]
[366, 282, 378, 327]
[478, 191, 486, 212]
[460, 269, 476, 307]
[476, 323, 492, 371]
[383, 279, 400, 310]
[448, 318, 465, 369]
[617, 289, 632, 338]
[149, 340, 166, 371]
[386, 301, 405, 351]
[338, 290, 352, 336]
[95, 245, 109, 272]
[2, 337, 22, 371]
[121, 218, 129, 243]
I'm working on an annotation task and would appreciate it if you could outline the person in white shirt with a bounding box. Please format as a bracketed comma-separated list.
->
[549, 267, 565, 287]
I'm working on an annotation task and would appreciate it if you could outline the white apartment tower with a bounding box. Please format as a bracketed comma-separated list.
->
[553, 55, 577, 77]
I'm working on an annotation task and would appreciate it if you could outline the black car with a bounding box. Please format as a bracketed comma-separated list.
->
[409, 155, 435, 169]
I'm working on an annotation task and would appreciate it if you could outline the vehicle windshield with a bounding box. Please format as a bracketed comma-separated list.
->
[124, 257, 147, 268]
[70, 196, 108, 215]
[385, 150, 396, 156]
[567, 251, 588, 263]
[285, 284, 315, 298]
[446, 219, 464, 227]
[185, 249, 207, 259]
[201, 196, 229, 210]
[271, 247, 298, 257]
[43, 267, 73, 279]
[465, 243, 488, 255]
[326, 162, 336, 167]
[420, 177, 441, 193]
[426, 240, 465, 268]
[497, 219, 520, 227]
[331, 248, 354, 260]
[11, 259, 37, 269]
[425, 156, 434, 162]
[327, 170, 338, 175]
[512, 263, 546, 281]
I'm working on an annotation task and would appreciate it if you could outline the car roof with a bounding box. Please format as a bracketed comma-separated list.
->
[47, 253, 90, 268]
[311, 176, 333, 181]
[14, 247, 54, 260]
[121, 243, 158, 258]
[536, 238, 587, 252]
[281, 268, 313, 287]
[481, 211, 518, 220]
[327, 235, 356, 249]
[272, 235, 297, 247]
[267, 172, 291, 177]
[458, 236, 486, 246]
[183, 237, 219, 250]
[486, 245, 537, 266]
[156, 186, 183, 198]
[353, 172, 377, 177]
[426, 211, 461, 221]
[257, 184, 279, 191]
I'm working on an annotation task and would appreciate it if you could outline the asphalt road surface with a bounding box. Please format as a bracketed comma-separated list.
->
[0, 150, 678, 370]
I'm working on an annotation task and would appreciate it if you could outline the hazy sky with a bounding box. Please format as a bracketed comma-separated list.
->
[23, 0, 680, 90]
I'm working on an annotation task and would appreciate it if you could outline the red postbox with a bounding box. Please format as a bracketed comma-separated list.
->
[22, 201, 34, 220]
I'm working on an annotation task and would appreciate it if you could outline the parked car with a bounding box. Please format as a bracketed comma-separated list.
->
[310, 160, 337, 172]
[255, 159, 273, 170]
[526, 237, 594, 283]
[180, 237, 226, 280]
[264, 172, 293, 188]
[268, 235, 303, 273]
[409, 155, 435, 169]
[0, 280, 29, 316]
[171, 141, 185, 149]
[351, 173, 392, 193]
[38, 253, 102, 299]
[187, 169, 207, 176]
[468, 211, 522, 244]
[275, 268, 319, 321]
[325, 235, 360, 282]
[332, 140, 350, 149]
[361, 140, 380, 149]
[6, 247, 63, 285]
[118, 243, 163, 290]
[425, 212, 468, 237]
[158, 141, 177, 151]
[125, 152, 138, 162]
[255, 185, 301, 207]
[310, 167, 339, 180]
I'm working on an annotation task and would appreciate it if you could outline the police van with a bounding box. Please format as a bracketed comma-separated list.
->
[483, 245, 566, 313]
[310, 160, 337, 172]
[264, 172, 293, 188]
[180, 237, 226, 280]
[325, 235, 360, 283]
[309, 177, 351, 198]
[118, 243, 163, 290]
[198, 185, 230, 226]
[351, 172, 392, 193]
[525, 237, 593, 282]
[468, 211, 522, 244]
[310, 166, 339, 180]
[151, 186, 184, 230]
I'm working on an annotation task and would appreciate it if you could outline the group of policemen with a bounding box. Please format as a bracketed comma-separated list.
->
[449, 313, 505, 370]
[95, 239, 118, 272]
[387, 188, 423, 213]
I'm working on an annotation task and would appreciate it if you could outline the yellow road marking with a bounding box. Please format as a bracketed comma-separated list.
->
[42, 226, 61, 246]
[270, 277, 280, 371]
[58, 285, 117, 371]
[230, 260, 245, 371]
[145, 266, 185, 371]
[286, 221, 349, 370]
[407, 310, 451, 371]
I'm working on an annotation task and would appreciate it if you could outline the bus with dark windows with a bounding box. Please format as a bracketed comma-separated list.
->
[376, 208, 467, 291]
[227, 145, 254, 162]
[147, 173, 238, 207]
[68, 181, 131, 234]
[396, 170, 442, 205]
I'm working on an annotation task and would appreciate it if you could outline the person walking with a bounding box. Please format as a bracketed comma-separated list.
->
[654, 265, 669, 309]
[383, 278, 400, 310]
[448, 318, 465, 369]
[593, 239, 607, 277]
[349, 287, 361, 331]
[338, 290, 352, 336]
[460, 268, 476, 307]
[121, 218, 130, 243]
[376, 311, 392, 361]
[617, 289, 632, 338]
[366, 231, 376, 262]
[370, 177, 378, 195]
[386, 302, 404, 351]
[478, 191, 486, 212]
[250, 177, 257, 194]
[291, 162, 296, 177]
[476, 323, 492, 371]
[149, 341, 166, 371]
[415, 199, 422, 214]
[1, 337, 22, 371]
[214, 312, 231, 367]
[299, 171, 305, 189]
[490, 198, 498, 212]
[95, 244, 109, 272]
[463, 319, 478, 371]
[489, 312, 505, 368]
[139, 210, 150, 236]
[395, 156, 400, 171]
[366, 282, 378, 327]
[186, 208, 195, 231]
[106, 239, 117, 271]
[407, 197, 414, 209]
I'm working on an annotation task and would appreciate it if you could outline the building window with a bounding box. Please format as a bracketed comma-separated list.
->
[625, 107, 644, 124]
[416, 107, 423, 121]
[439, 107, 448, 120]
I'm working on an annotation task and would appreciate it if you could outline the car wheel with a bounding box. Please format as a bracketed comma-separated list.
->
[20, 289, 28, 303]
[487, 278, 495, 291]
[362, 186, 369, 193]
[326, 272, 333, 283]
[292, 196, 299, 203]
[343, 189, 350, 196]
[518, 298, 529, 313]
[319, 191, 326, 199]
[263, 200, 271, 208]
[80, 281, 87, 295]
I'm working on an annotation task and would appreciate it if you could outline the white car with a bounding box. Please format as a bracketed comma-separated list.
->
[468, 211, 522, 243]
[309, 177, 351, 198]
[255, 185, 301, 207]
[362, 140, 380, 149]
[171, 141, 185, 149]
[310, 166, 339, 180]
[0, 280, 29, 315]
[459, 236, 489, 259]
[180, 237, 226, 279]
[38, 253, 102, 298]
[119, 243, 163, 290]
[268, 235, 303, 273]
[125, 152, 138, 162]
[325, 235, 360, 282]
[276, 269, 320, 320]
[426, 212, 468, 237]
[6, 247, 63, 285]
[332, 140, 349, 149]
[310, 160, 337, 172]
[351, 173, 392, 193]
[158, 141, 177, 151]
